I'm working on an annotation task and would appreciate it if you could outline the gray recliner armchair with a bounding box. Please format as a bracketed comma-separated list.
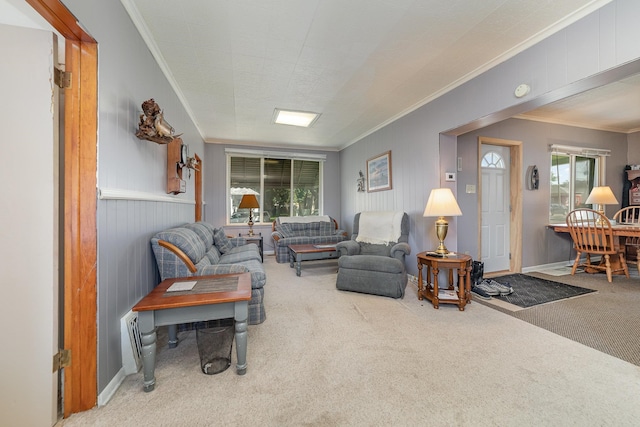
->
[335, 211, 410, 298]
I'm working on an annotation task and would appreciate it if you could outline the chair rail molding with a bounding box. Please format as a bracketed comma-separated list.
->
[98, 187, 195, 204]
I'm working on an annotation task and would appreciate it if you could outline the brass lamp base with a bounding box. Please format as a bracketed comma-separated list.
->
[247, 212, 255, 236]
[595, 206, 606, 226]
[434, 216, 450, 255]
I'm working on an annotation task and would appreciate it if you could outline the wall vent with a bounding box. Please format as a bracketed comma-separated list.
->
[120, 310, 142, 374]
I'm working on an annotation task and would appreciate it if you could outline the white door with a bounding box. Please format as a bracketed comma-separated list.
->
[0, 25, 59, 426]
[481, 145, 511, 273]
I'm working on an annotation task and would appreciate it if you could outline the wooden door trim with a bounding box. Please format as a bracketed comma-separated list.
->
[478, 137, 523, 274]
[195, 154, 203, 221]
[26, 0, 98, 416]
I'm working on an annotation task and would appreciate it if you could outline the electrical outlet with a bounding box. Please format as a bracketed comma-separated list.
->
[466, 184, 476, 194]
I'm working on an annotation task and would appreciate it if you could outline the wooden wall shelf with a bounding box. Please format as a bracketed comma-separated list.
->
[167, 137, 185, 194]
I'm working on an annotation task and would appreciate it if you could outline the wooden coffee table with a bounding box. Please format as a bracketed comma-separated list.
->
[132, 273, 251, 392]
[288, 244, 339, 276]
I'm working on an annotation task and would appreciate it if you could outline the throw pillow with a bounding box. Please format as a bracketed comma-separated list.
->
[278, 223, 295, 238]
[213, 228, 233, 253]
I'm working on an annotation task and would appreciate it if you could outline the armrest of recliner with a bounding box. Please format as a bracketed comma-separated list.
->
[334, 228, 348, 238]
[390, 242, 411, 260]
[336, 240, 361, 256]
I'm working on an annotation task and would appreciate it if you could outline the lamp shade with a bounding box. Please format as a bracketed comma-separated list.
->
[585, 186, 618, 205]
[423, 188, 462, 217]
[238, 194, 259, 209]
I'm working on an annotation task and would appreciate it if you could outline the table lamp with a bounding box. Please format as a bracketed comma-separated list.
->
[238, 194, 260, 236]
[585, 186, 618, 220]
[423, 188, 462, 255]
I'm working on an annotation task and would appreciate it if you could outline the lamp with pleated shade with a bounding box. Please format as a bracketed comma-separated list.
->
[238, 194, 260, 236]
[423, 188, 462, 255]
[585, 186, 618, 218]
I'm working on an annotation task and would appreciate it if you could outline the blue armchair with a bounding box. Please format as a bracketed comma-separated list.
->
[336, 212, 410, 298]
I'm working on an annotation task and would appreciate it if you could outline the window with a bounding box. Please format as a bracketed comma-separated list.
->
[481, 151, 505, 169]
[549, 145, 609, 223]
[227, 149, 324, 224]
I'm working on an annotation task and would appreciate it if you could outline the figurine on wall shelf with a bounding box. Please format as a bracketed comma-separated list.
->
[135, 98, 181, 144]
[357, 170, 365, 192]
[185, 156, 200, 179]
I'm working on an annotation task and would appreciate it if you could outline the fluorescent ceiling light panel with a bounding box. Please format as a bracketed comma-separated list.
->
[273, 109, 320, 127]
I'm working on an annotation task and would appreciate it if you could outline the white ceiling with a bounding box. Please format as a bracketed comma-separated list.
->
[516, 72, 640, 134]
[6, 0, 638, 150]
[121, 0, 632, 150]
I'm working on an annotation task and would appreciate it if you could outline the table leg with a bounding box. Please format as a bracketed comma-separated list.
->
[167, 324, 178, 348]
[432, 266, 440, 309]
[137, 312, 157, 392]
[417, 263, 423, 299]
[289, 250, 294, 268]
[296, 255, 302, 276]
[465, 263, 472, 304]
[456, 267, 466, 311]
[234, 302, 248, 375]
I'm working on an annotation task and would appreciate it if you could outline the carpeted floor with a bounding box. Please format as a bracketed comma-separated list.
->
[60, 258, 640, 426]
[477, 269, 640, 366]
[488, 273, 596, 308]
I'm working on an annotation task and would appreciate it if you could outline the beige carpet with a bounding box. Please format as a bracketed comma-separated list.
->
[61, 258, 640, 426]
[479, 269, 640, 366]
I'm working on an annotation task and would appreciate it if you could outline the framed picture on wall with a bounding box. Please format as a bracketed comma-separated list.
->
[366, 150, 392, 192]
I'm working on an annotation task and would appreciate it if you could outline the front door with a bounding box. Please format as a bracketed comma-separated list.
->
[481, 144, 511, 273]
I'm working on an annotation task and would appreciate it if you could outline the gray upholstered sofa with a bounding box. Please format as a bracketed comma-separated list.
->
[271, 215, 348, 263]
[151, 221, 266, 325]
[336, 212, 410, 298]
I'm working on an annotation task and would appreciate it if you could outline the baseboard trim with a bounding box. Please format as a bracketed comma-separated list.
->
[98, 367, 126, 407]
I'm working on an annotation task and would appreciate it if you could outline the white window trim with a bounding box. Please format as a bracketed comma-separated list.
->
[226, 151, 324, 223]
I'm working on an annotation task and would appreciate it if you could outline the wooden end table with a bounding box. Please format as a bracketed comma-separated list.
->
[416, 252, 472, 311]
[132, 273, 251, 392]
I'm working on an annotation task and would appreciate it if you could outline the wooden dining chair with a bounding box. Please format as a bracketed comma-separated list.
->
[613, 206, 640, 272]
[566, 208, 629, 282]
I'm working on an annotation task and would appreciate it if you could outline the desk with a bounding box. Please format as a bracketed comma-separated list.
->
[133, 273, 251, 392]
[549, 223, 640, 272]
[549, 223, 640, 238]
[416, 252, 472, 311]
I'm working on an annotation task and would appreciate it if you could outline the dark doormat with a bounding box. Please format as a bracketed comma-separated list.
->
[488, 274, 596, 308]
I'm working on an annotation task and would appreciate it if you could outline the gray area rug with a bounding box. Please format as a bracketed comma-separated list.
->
[489, 273, 596, 308]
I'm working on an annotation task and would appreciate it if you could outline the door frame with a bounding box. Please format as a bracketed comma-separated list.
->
[478, 136, 523, 275]
[25, 0, 98, 417]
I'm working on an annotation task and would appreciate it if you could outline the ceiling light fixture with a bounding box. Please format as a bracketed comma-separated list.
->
[273, 109, 320, 128]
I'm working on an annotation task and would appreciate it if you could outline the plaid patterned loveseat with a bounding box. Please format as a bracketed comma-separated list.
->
[271, 216, 348, 263]
[151, 221, 267, 324]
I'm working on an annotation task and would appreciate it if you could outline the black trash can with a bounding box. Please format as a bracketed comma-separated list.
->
[195, 318, 235, 375]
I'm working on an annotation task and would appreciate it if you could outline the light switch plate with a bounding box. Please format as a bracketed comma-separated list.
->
[466, 184, 476, 194]
[445, 172, 456, 182]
